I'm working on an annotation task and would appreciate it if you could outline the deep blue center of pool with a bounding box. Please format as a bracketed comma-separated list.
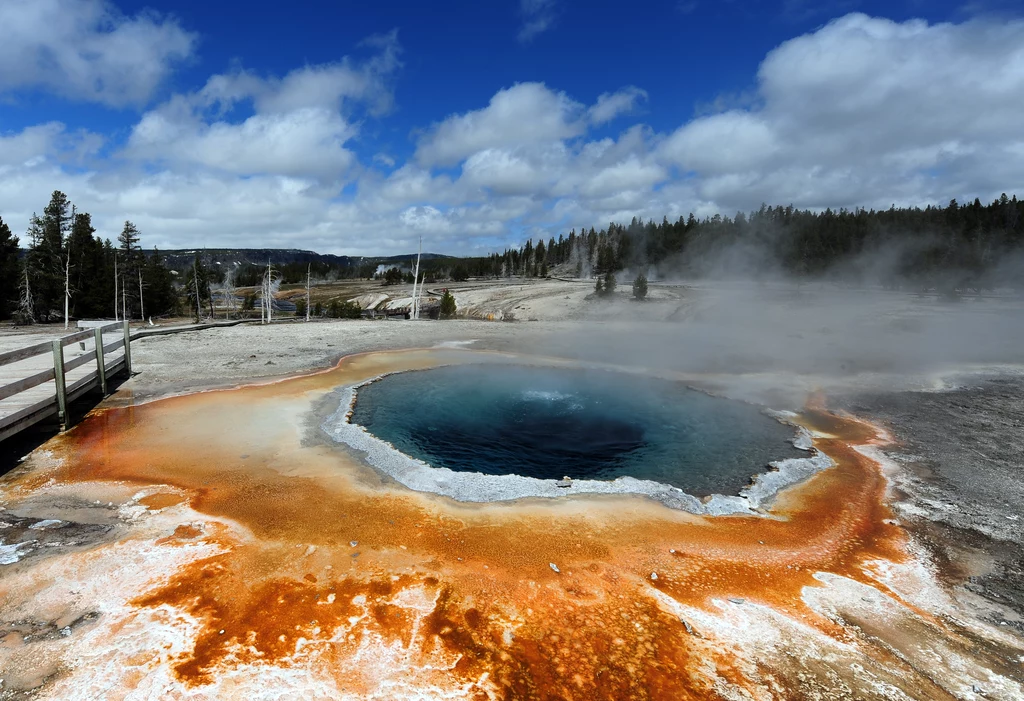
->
[349, 364, 802, 496]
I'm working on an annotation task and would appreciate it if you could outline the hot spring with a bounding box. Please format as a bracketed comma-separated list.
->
[348, 364, 803, 497]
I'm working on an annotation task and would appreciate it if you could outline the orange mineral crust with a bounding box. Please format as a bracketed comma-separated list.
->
[2, 350, 1021, 700]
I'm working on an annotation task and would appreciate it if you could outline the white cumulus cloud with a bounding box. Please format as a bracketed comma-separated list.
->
[0, 0, 195, 107]
[589, 87, 648, 124]
[415, 83, 586, 167]
[3, 13, 1024, 257]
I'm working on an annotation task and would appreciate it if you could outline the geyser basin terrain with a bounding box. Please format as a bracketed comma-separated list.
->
[349, 364, 803, 496]
[0, 347, 1020, 700]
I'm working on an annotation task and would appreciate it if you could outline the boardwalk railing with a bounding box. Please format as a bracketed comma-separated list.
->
[0, 321, 131, 442]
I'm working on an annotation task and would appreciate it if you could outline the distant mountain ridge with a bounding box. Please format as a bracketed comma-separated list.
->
[143, 248, 455, 270]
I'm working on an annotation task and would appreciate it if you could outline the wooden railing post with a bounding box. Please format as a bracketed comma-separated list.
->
[94, 327, 107, 394]
[122, 320, 132, 375]
[52, 340, 68, 431]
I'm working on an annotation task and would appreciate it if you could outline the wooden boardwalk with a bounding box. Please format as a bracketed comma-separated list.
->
[0, 322, 131, 443]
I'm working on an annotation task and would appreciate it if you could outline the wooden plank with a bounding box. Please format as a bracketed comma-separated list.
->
[0, 341, 51, 368]
[105, 356, 126, 376]
[0, 395, 57, 437]
[59, 328, 96, 347]
[52, 341, 67, 430]
[66, 373, 99, 400]
[0, 405, 58, 443]
[123, 321, 132, 374]
[64, 352, 98, 373]
[103, 338, 124, 353]
[0, 368, 55, 402]
[95, 328, 107, 395]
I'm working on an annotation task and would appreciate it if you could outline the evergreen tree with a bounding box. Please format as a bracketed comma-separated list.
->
[67, 211, 98, 318]
[438, 289, 457, 319]
[118, 221, 143, 319]
[0, 217, 19, 320]
[632, 273, 648, 300]
[143, 249, 177, 317]
[603, 271, 617, 295]
[26, 191, 72, 321]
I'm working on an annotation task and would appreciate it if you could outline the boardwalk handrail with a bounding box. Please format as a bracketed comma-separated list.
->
[0, 320, 130, 441]
[0, 321, 122, 368]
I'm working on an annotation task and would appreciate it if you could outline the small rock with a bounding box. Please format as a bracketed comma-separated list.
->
[549, 563, 560, 574]
[556, 477, 573, 488]
[728, 597, 745, 605]
[305, 545, 316, 556]
[682, 620, 694, 635]
[349, 541, 358, 547]
[669, 549, 676, 554]
[219, 629, 225, 635]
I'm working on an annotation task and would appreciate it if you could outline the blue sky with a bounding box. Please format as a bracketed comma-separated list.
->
[1, 0, 1022, 254]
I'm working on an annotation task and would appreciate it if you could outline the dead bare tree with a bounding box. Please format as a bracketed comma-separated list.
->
[137, 269, 145, 322]
[63, 206, 73, 329]
[411, 235, 422, 319]
[220, 266, 238, 319]
[193, 259, 202, 322]
[305, 263, 311, 322]
[18, 268, 35, 324]
[261, 260, 278, 324]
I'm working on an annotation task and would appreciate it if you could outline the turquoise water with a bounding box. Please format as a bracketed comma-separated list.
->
[349, 364, 802, 496]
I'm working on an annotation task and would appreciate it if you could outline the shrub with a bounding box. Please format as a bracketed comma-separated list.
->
[327, 300, 362, 318]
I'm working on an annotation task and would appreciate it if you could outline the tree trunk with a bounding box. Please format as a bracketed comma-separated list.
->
[63, 253, 70, 330]
[411, 235, 421, 319]
[138, 270, 145, 322]
[193, 260, 201, 322]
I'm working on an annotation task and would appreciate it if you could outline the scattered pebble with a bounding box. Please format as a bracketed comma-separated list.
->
[219, 630, 225, 635]
[728, 597, 745, 605]
[350, 541, 358, 547]
[650, 572, 658, 581]
[305, 545, 316, 556]
[549, 563, 560, 574]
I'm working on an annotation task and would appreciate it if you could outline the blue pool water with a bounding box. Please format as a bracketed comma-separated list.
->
[349, 364, 802, 496]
